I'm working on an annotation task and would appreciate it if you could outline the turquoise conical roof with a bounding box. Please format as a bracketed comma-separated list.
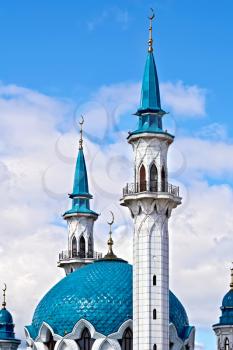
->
[137, 51, 162, 114]
[129, 20, 174, 138]
[71, 148, 90, 198]
[64, 146, 98, 217]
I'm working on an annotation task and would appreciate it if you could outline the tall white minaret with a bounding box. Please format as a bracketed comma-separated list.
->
[120, 12, 181, 350]
[58, 118, 102, 275]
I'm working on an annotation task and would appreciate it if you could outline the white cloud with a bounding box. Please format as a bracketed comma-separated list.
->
[161, 81, 206, 117]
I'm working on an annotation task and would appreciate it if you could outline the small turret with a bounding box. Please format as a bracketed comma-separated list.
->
[213, 265, 233, 350]
[0, 284, 20, 350]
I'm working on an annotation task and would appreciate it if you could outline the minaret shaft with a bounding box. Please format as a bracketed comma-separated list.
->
[121, 133, 180, 350]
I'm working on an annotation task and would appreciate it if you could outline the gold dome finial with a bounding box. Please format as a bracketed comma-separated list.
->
[230, 264, 233, 290]
[79, 115, 84, 150]
[2, 283, 6, 309]
[104, 211, 117, 259]
[148, 8, 155, 53]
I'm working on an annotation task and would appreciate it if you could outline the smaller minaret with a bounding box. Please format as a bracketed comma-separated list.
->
[0, 284, 20, 350]
[58, 117, 102, 275]
[213, 265, 233, 350]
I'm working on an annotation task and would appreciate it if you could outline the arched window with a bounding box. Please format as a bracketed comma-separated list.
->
[76, 328, 93, 350]
[153, 275, 156, 286]
[139, 164, 146, 192]
[122, 327, 133, 350]
[79, 236, 86, 258]
[153, 345, 157, 350]
[88, 236, 93, 258]
[150, 164, 158, 192]
[72, 236, 77, 257]
[161, 166, 166, 192]
[225, 338, 229, 350]
[44, 332, 56, 350]
[169, 343, 174, 350]
[153, 309, 157, 319]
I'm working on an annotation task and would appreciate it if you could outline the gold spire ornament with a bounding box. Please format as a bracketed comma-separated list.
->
[104, 211, 117, 259]
[79, 115, 84, 150]
[2, 283, 7, 309]
[230, 265, 233, 290]
[148, 8, 155, 53]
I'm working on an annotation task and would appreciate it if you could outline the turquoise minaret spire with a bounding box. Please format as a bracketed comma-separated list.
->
[64, 117, 98, 217]
[59, 117, 100, 275]
[131, 11, 171, 137]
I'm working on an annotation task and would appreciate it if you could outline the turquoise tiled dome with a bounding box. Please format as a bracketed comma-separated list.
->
[27, 259, 191, 340]
[0, 308, 16, 340]
[214, 290, 233, 326]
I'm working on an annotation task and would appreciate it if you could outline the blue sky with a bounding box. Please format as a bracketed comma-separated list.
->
[0, 2, 233, 350]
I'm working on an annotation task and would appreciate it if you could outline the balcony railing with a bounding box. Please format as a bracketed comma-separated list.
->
[59, 250, 102, 261]
[123, 181, 179, 197]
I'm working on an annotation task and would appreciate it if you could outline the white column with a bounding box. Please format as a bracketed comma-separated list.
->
[121, 132, 180, 350]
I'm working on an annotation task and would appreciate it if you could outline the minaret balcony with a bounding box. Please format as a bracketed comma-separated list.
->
[122, 181, 180, 197]
[58, 250, 102, 262]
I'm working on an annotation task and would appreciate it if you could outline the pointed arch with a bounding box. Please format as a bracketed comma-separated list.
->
[79, 236, 86, 258]
[225, 338, 229, 350]
[44, 331, 56, 350]
[161, 166, 166, 192]
[122, 327, 132, 350]
[72, 236, 77, 257]
[150, 163, 158, 192]
[76, 328, 93, 350]
[139, 164, 146, 192]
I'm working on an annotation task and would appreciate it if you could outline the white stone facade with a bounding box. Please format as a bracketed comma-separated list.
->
[25, 320, 133, 350]
[121, 132, 181, 350]
[213, 325, 233, 350]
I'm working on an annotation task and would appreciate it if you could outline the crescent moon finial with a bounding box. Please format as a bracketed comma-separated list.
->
[148, 8, 155, 53]
[79, 115, 84, 150]
[107, 211, 114, 227]
[148, 8, 155, 21]
[104, 211, 117, 259]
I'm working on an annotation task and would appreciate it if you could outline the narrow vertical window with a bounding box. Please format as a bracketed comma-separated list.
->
[44, 331, 56, 350]
[122, 327, 133, 350]
[153, 309, 157, 319]
[153, 275, 156, 286]
[139, 164, 146, 192]
[150, 164, 158, 192]
[76, 328, 92, 350]
[225, 338, 229, 350]
[153, 345, 157, 350]
[79, 236, 86, 258]
[88, 236, 93, 258]
[72, 236, 77, 257]
[161, 166, 166, 192]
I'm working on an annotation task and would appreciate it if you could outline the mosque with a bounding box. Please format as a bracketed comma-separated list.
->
[0, 13, 233, 350]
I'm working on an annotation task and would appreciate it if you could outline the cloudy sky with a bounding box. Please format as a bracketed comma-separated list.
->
[0, 1, 233, 350]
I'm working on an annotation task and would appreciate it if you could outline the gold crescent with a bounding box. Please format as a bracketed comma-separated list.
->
[107, 211, 114, 226]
